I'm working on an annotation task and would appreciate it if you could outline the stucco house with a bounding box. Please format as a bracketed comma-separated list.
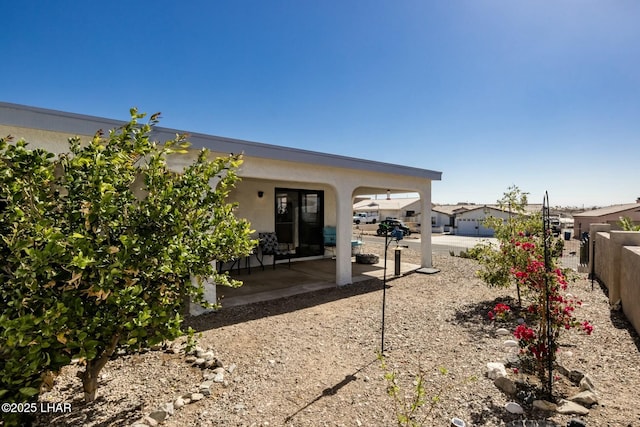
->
[454, 205, 512, 237]
[432, 203, 544, 236]
[353, 197, 422, 224]
[573, 200, 640, 238]
[0, 102, 442, 289]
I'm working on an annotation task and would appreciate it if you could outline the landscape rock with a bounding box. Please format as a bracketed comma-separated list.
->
[142, 416, 159, 427]
[503, 340, 519, 347]
[568, 369, 585, 384]
[199, 380, 214, 396]
[505, 401, 524, 414]
[503, 354, 520, 366]
[579, 374, 596, 392]
[148, 410, 168, 423]
[569, 390, 598, 407]
[494, 376, 517, 395]
[555, 363, 569, 377]
[174, 396, 186, 409]
[213, 371, 225, 383]
[556, 399, 589, 415]
[190, 392, 205, 402]
[496, 328, 510, 336]
[533, 399, 557, 411]
[487, 362, 507, 379]
[160, 401, 174, 416]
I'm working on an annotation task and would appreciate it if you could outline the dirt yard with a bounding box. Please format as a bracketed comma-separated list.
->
[35, 246, 640, 426]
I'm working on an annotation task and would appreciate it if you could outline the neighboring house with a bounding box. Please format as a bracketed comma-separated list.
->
[353, 197, 422, 224]
[432, 203, 545, 236]
[431, 207, 453, 233]
[454, 205, 512, 237]
[573, 200, 640, 238]
[0, 102, 442, 289]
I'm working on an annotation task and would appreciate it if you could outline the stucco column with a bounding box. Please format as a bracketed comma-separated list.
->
[335, 186, 355, 286]
[418, 188, 433, 268]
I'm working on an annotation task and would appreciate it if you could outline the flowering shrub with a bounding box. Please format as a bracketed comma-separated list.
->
[488, 303, 512, 321]
[475, 187, 593, 395]
[507, 234, 593, 389]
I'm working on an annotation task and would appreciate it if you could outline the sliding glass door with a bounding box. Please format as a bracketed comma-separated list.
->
[275, 188, 324, 257]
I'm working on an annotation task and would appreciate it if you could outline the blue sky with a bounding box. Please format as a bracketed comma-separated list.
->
[2, 1, 639, 207]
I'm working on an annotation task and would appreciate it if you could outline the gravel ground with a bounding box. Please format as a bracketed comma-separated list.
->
[34, 244, 640, 427]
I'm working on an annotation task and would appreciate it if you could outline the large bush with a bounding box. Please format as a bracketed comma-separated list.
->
[0, 110, 255, 412]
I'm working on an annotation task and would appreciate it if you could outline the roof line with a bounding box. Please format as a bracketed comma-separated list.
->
[0, 102, 442, 181]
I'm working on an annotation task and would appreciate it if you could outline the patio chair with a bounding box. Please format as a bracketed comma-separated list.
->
[258, 232, 292, 269]
[323, 226, 337, 258]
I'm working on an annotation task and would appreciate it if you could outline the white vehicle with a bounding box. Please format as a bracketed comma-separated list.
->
[353, 212, 379, 224]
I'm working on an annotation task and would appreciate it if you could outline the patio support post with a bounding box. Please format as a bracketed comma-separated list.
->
[335, 186, 356, 286]
[419, 188, 433, 268]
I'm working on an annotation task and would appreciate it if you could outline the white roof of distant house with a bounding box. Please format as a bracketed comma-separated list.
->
[432, 203, 544, 216]
[353, 197, 420, 211]
[573, 202, 640, 217]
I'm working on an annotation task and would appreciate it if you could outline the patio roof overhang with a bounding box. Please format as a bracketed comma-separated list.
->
[0, 101, 442, 290]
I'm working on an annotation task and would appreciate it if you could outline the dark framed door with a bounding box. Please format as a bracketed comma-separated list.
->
[275, 188, 324, 257]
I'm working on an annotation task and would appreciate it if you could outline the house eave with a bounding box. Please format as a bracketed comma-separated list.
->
[0, 101, 442, 181]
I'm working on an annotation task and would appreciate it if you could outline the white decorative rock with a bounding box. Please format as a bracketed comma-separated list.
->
[503, 340, 518, 347]
[505, 401, 524, 414]
[174, 396, 186, 409]
[557, 399, 589, 415]
[190, 392, 205, 402]
[496, 328, 510, 336]
[487, 362, 507, 380]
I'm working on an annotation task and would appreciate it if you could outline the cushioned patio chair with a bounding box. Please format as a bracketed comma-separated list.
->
[323, 226, 337, 258]
[258, 232, 292, 269]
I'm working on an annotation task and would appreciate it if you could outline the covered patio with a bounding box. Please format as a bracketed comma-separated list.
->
[215, 256, 420, 307]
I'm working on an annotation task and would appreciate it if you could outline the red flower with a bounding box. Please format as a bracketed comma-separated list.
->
[581, 321, 594, 335]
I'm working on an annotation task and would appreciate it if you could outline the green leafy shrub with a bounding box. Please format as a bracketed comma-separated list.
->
[0, 110, 255, 416]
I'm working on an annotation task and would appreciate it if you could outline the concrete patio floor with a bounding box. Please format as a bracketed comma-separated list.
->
[216, 256, 420, 307]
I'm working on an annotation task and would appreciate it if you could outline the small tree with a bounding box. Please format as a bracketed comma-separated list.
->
[0, 110, 255, 410]
[472, 186, 546, 304]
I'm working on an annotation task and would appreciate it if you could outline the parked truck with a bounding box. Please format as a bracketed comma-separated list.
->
[353, 212, 379, 224]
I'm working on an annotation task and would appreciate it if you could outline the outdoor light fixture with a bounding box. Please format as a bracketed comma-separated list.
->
[258, 191, 264, 198]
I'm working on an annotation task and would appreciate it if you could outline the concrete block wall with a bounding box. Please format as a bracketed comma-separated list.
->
[590, 223, 640, 336]
[621, 246, 640, 336]
[594, 231, 613, 293]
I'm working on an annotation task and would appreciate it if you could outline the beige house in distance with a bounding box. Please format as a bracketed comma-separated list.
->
[0, 102, 442, 292]
[573, 200, 640, 237]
